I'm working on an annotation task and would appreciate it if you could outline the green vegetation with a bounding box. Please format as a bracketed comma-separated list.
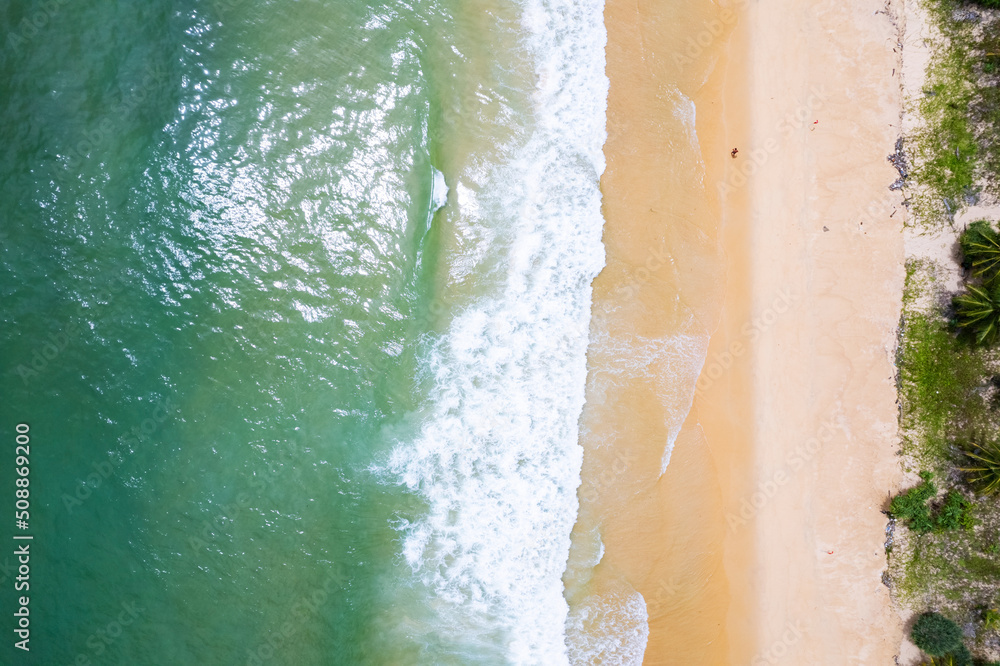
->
[937, 490, 976, 531]
[961, 555, 1000, 578]
[890, 472, 975, 533]
[955, 285, 1000, 346]
[894, 259, 1000, 659]
[890, 2, 1000, 663]
[898, 300, 988, 462]
[960, 221, 1000, 286]
[907, 0, 1000, 222]
[964, 439, 1000, 494]
[913, 612, 964, 656]
[982, 608, 1000, 631]
[892, 472, 939, 531]
[955, 222, 1000, 346]
[978, 27, 1000, 188]
[948, 644, 973, 666]
[910, 29, 977, 219]
[911, 613, 976, 665]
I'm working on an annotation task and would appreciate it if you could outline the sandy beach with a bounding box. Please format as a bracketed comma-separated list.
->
[588, 0, 907, 661]
[730, 0, 906, 661]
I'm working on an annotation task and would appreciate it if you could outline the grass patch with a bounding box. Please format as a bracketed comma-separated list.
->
[898, 309, 989, 463]
[906, 0, 1000, 223]
[977, 25, 1000, 195]
[961, 555, 1000, 579]
[909, 1, 978, 222]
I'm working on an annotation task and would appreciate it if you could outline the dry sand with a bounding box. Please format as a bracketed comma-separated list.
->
[729, 0, 906, 660]
[589, 0, 908, 662]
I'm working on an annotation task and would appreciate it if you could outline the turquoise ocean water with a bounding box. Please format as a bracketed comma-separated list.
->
[0, 0, 614, 663]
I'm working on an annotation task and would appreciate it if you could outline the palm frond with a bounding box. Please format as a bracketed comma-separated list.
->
[961, 439, 1000, 494]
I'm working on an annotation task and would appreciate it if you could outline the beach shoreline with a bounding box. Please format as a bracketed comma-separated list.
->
[580, 0, 749, 662]
[590, 0, 908, 661]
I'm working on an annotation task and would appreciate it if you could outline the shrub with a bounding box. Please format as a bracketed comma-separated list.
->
[924, 645, 972, 665]
[950, 645, 972, 666]
[934, 490, 975, 531]
[963, 439, 1000, 494]
[891, 472, 938, 532]
[912, 612, 964, 656]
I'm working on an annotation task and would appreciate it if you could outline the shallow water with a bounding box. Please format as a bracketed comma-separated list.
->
[0, 0, 613, 663]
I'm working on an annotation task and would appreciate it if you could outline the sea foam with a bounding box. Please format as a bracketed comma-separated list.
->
[382, 0, 609, 661]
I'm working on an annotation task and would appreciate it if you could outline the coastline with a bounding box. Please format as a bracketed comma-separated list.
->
[579, 0, 747, 662]
[711, 0, 905, 661]
[590, 0, 907, 662]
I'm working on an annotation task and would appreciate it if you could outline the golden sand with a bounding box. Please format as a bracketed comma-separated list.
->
[576, 0, 907, 661]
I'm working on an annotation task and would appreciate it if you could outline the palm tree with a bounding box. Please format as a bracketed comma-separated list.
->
[962, 438, 1000, 494]
[954, 283, 1000, 346]
[960, 220, 1000, 285]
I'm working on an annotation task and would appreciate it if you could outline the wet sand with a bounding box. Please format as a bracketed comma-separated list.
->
[574, 0, 748, 662]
